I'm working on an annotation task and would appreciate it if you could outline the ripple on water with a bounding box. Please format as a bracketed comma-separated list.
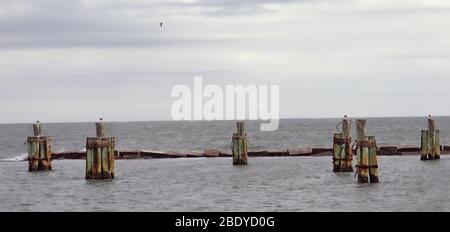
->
[1, 156, 450, 211]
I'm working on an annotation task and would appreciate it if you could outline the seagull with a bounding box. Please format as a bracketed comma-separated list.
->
[160, 22, 163, 29]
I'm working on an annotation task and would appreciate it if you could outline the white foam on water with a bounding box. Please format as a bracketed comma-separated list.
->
[1, 153, 28, 162]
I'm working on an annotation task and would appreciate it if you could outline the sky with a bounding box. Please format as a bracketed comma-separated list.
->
[1, 0, 450, 123]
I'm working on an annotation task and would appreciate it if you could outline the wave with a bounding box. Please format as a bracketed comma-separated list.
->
[0, 153, 27, 162]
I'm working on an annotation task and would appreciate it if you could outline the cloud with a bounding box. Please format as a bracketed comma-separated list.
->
[1, 0, 450, 122]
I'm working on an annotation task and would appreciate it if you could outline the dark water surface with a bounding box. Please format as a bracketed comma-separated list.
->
[0, 117, 449, 211]
[1, 156, 450, 211]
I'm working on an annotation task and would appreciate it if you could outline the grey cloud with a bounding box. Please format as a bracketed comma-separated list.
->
[0, 35, 239, 49]
[0, 0, 260, 49]
[180, 0, 308, 16]
[2, 0, 450, 122]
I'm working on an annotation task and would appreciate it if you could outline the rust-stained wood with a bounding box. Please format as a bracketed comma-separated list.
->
[333, 117, 353, 172]
[342, 118, 353, 172]
[357, 136, 370, 183]
[332, 133, 345, 172]
[356, 135, 378, 183]
[342, 118, 351, 138]
[368, 136, 379, 183]
[28, 139, 38, 171]
[38, 140, 45, 170]
[27, 122, 52, 172]
[357, 140, 377, 148]
[27, 137, 52, 171]
[86, 137, 116, 149]
[232, 122, 248, 165]
[344, 136, 353, 172]
[86, 120, 115, 180]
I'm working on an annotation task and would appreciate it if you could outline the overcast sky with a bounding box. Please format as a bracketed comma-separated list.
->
[1, 0, 450, 123]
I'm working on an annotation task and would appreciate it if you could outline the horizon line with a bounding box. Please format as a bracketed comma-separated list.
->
[1, 114, 449, 125]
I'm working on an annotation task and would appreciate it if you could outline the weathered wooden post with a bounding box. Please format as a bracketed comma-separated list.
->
[332, 116, 353, 172]
[356, 135, 378, 183]
[356, 136, 369, 183]
[428, 116, 436, 160]
[420, 115, 440, 160]
[355, 119, 378, 183]
[356, 119, 366, 141]
[435, 129, 441, 159]
[420, 130, 428, 160]
[232, 122, 248, 165]
[332, 133, 345, 172]
[342, 116, 353, 172]
[367, 136, 379, 183]
[27, 121, 52, 171]
[86, 118, 115, 179]
[355, 119, 366, 179]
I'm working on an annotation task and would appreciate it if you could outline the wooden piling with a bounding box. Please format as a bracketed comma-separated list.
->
[420, 130, 428, 160]
[86, 119, 115, 179]
[428, 117, 436, 160]
[435, 129, 441, 160]
[355, 119, 367, 181]
[428, 132, 435, 160]
[368, 136, 379, 183]
[421, 117, 440, 160]
[356, 136, 370, 183]
[232, 122, 248, 165]
[342, 118, 351, 138]
[342, 117, 353, 172]
[332, 117, 353, 172]
[356, 119, 366, 141]
[96, 119, 107, 138]
[33, 121, 41, 136]
[27, 121, 52, 171]
[356, 135, 378, 183]
[355, 120, 377, 183]
[332, 133, 345, 172]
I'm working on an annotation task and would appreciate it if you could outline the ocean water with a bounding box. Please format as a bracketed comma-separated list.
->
[1, 117, 449, 159]
[0, 117, 449, 211]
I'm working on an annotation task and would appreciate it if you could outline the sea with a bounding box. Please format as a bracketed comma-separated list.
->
[1, 117, 449, 211]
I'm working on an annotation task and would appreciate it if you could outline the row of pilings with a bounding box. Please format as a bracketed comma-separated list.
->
[26, 119, 248, 180]
[25, 116, 443, 183]
[332, 118, 379, 183]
